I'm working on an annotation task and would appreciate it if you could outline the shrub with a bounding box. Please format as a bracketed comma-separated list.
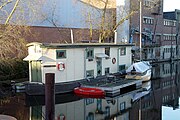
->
[0, 59, 28, 81]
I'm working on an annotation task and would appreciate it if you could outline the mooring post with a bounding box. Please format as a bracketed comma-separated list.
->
[45, 73, 55, 120]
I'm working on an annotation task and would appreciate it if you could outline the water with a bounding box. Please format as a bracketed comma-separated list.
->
[0, 61, 180, 120]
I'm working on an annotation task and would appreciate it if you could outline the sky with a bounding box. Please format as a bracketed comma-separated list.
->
[164, 0, 180, 12]
[162, 98, 180, 120]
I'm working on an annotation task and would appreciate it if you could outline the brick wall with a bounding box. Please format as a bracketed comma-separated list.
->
[25, 26, 100, 43]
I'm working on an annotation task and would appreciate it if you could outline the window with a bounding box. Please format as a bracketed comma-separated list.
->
[144, 0, 153, 7]
[105, 47, 110, 56]
[120, 102, 126, 111]
[86, 70, 94, 78]
[163, 34, 176, 41]
[86, 98, 94, 105]
[86, 48, 94, 59]
[86, 112, 94, 120]
[143, 17, 154, 24]
[119, 65, 126, 72]
[105, 68, 110, 75]
[56, 50, 66, 59]
[120, 48, 126, 56]
[105, 106, 110, 118]
[164, 19, 176, 26]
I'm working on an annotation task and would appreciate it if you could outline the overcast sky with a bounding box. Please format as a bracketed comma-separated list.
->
[164, 0, 180, 12]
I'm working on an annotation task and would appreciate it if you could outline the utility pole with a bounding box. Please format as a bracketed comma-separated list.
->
[175, 9, 180, 59]
[139, 0, 142, 61]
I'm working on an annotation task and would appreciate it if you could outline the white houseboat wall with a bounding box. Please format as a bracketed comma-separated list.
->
[24, 42, 133, 84]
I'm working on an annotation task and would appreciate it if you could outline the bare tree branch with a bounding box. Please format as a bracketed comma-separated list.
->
[0, 0, 12, 10]
[5, 0, 20, 25]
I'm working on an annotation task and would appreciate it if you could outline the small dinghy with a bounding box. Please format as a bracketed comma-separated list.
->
[74, 87, 105, 98]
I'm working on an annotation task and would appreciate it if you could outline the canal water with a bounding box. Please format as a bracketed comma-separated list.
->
[0, 61, 180, 120]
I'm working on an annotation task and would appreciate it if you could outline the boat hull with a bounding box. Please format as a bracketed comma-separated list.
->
[25, 81, 80, 96]
[125, 69, 151, 82]
[74, 87, 105, 98]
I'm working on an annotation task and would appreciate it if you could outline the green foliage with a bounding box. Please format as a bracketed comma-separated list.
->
[0, 58, 28, 81]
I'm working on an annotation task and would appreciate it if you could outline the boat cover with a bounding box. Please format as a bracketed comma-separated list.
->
[126, 61, 151, 73]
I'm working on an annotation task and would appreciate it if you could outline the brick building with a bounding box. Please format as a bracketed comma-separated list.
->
[4, 0, 179, 60]
[130, 0, 180, 61]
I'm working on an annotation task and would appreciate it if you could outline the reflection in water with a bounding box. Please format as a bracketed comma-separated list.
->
[1, 62, 180, 120]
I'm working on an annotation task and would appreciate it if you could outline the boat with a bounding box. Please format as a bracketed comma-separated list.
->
[125, 61, 152, 82]
[11, 81, 29, 93]
[74, 87, 105, 98]
[131, 81, 151, 102]
[131, 90, 151, 102]
[23, 42, 134, 95]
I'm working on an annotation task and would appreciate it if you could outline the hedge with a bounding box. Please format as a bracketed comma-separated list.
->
[0, 59, 28, 81]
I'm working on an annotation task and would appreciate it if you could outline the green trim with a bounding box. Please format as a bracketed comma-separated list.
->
[86, 48, 94, 59]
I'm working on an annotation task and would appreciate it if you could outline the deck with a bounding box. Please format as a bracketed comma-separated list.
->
[80, 75, 142, 97]
[25, 74, 142, 96]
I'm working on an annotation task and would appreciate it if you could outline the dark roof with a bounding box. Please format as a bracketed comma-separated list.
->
[26, 42, 134, 49]
[163, 11, 176, 20]
[163, 9, 180, 20]
[41, 43, 134, 49]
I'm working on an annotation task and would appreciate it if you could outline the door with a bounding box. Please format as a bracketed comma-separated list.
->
[97, 59, 102, 76]
[30, 61, 42, 82]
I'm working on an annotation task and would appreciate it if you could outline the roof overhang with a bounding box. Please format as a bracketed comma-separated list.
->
[23, 55, 55, 62]
[95, 53, 109, 59]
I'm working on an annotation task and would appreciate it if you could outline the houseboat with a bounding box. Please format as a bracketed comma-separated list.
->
[23, 42, 133, 95]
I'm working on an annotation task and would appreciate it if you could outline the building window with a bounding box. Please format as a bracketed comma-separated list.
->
[56, 50, 66, 59]
[105, 68, 110, 75]
[143, 17, 154, 24]
[86, 70, 94, 78]
[105, 47, 110, 56]
[120, 48, 126, 56]
[163, 34, 176, 41]
[120, 102, 126, 111]
[164, 19, 176, 26]
[144, 0, 153, 7]
[119, 64, 126, 72]
[86, 48, 94, 59]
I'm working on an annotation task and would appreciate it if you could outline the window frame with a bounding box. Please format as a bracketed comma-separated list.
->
[86, 70, 94, 78]
[86, 48, 94, 59]
[56, 50, 66, 59]
[105, 47, 110, 56]
[120, 47, 126, 56]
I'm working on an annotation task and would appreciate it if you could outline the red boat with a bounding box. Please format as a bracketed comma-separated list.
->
[74, 87, 105, 98]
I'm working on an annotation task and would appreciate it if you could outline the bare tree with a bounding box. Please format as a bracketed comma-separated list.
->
[83, 0, 161, 43]
[0, 0, 45, 59]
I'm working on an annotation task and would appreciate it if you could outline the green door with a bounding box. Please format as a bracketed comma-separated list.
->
[97, 59, 102, 76]
[30, 61, 42, 82]
[31, 106, 42, 120]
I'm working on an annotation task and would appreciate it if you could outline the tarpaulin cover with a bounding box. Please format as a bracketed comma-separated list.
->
[126, 61, 151, 73]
